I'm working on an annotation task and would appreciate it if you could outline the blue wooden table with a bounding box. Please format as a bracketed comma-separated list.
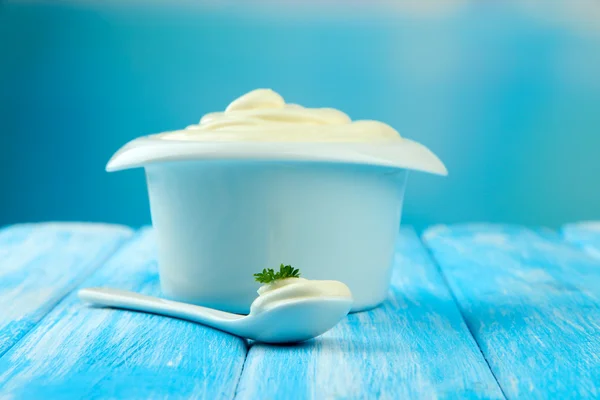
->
[1, 222, 599, 399]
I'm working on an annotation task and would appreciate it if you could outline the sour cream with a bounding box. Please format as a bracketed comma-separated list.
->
[158, 88, 402, 143]
[250, 277, 353, 314]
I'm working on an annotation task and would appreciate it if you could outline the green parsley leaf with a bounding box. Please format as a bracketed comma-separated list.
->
[254, 264, 301, 284]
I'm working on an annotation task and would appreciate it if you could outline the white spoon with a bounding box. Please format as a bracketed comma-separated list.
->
[78, 287, 352, 344]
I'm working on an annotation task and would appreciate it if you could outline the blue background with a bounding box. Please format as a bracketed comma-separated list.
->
[1, 1, 599, 231]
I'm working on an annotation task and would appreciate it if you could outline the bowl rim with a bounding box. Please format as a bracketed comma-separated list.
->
[106, 135, 448, 176]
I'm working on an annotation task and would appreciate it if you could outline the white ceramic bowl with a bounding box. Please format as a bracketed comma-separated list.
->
[108, 138, 446, 313]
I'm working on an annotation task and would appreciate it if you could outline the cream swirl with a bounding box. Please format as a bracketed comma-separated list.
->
[250, 277, 352, 314]
[158, 88, 402, 143]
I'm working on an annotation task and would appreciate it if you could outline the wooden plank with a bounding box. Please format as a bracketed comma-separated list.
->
[235, 228, 504, 400]
[562, 221, 600, 258]
[423, 224, 600, 399]
[0, 222, 132, 358]
[0, 228, 248, 399]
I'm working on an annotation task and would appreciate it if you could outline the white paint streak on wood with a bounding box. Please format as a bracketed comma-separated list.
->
[424, 223, 600, 399]
[0, 223, 132, 357]
[0, 228, 247, 399]
[234, 229, 504, 400]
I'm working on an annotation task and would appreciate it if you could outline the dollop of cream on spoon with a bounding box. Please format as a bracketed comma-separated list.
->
[250, 277, 353, 314]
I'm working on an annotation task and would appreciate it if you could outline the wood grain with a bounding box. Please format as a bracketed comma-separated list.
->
[0, 228, 248, 399]
[235, 228, 504, 400]
[562, 221, 600, 258]
[0, 223, 132, 358]
[423, 224, 600, 399]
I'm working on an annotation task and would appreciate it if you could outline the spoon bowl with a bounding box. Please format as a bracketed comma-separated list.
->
[236, 297, 353, 343]
[78, 287, 352, 344]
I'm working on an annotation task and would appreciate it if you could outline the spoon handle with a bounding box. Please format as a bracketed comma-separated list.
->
[78, 287, 243, 330]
